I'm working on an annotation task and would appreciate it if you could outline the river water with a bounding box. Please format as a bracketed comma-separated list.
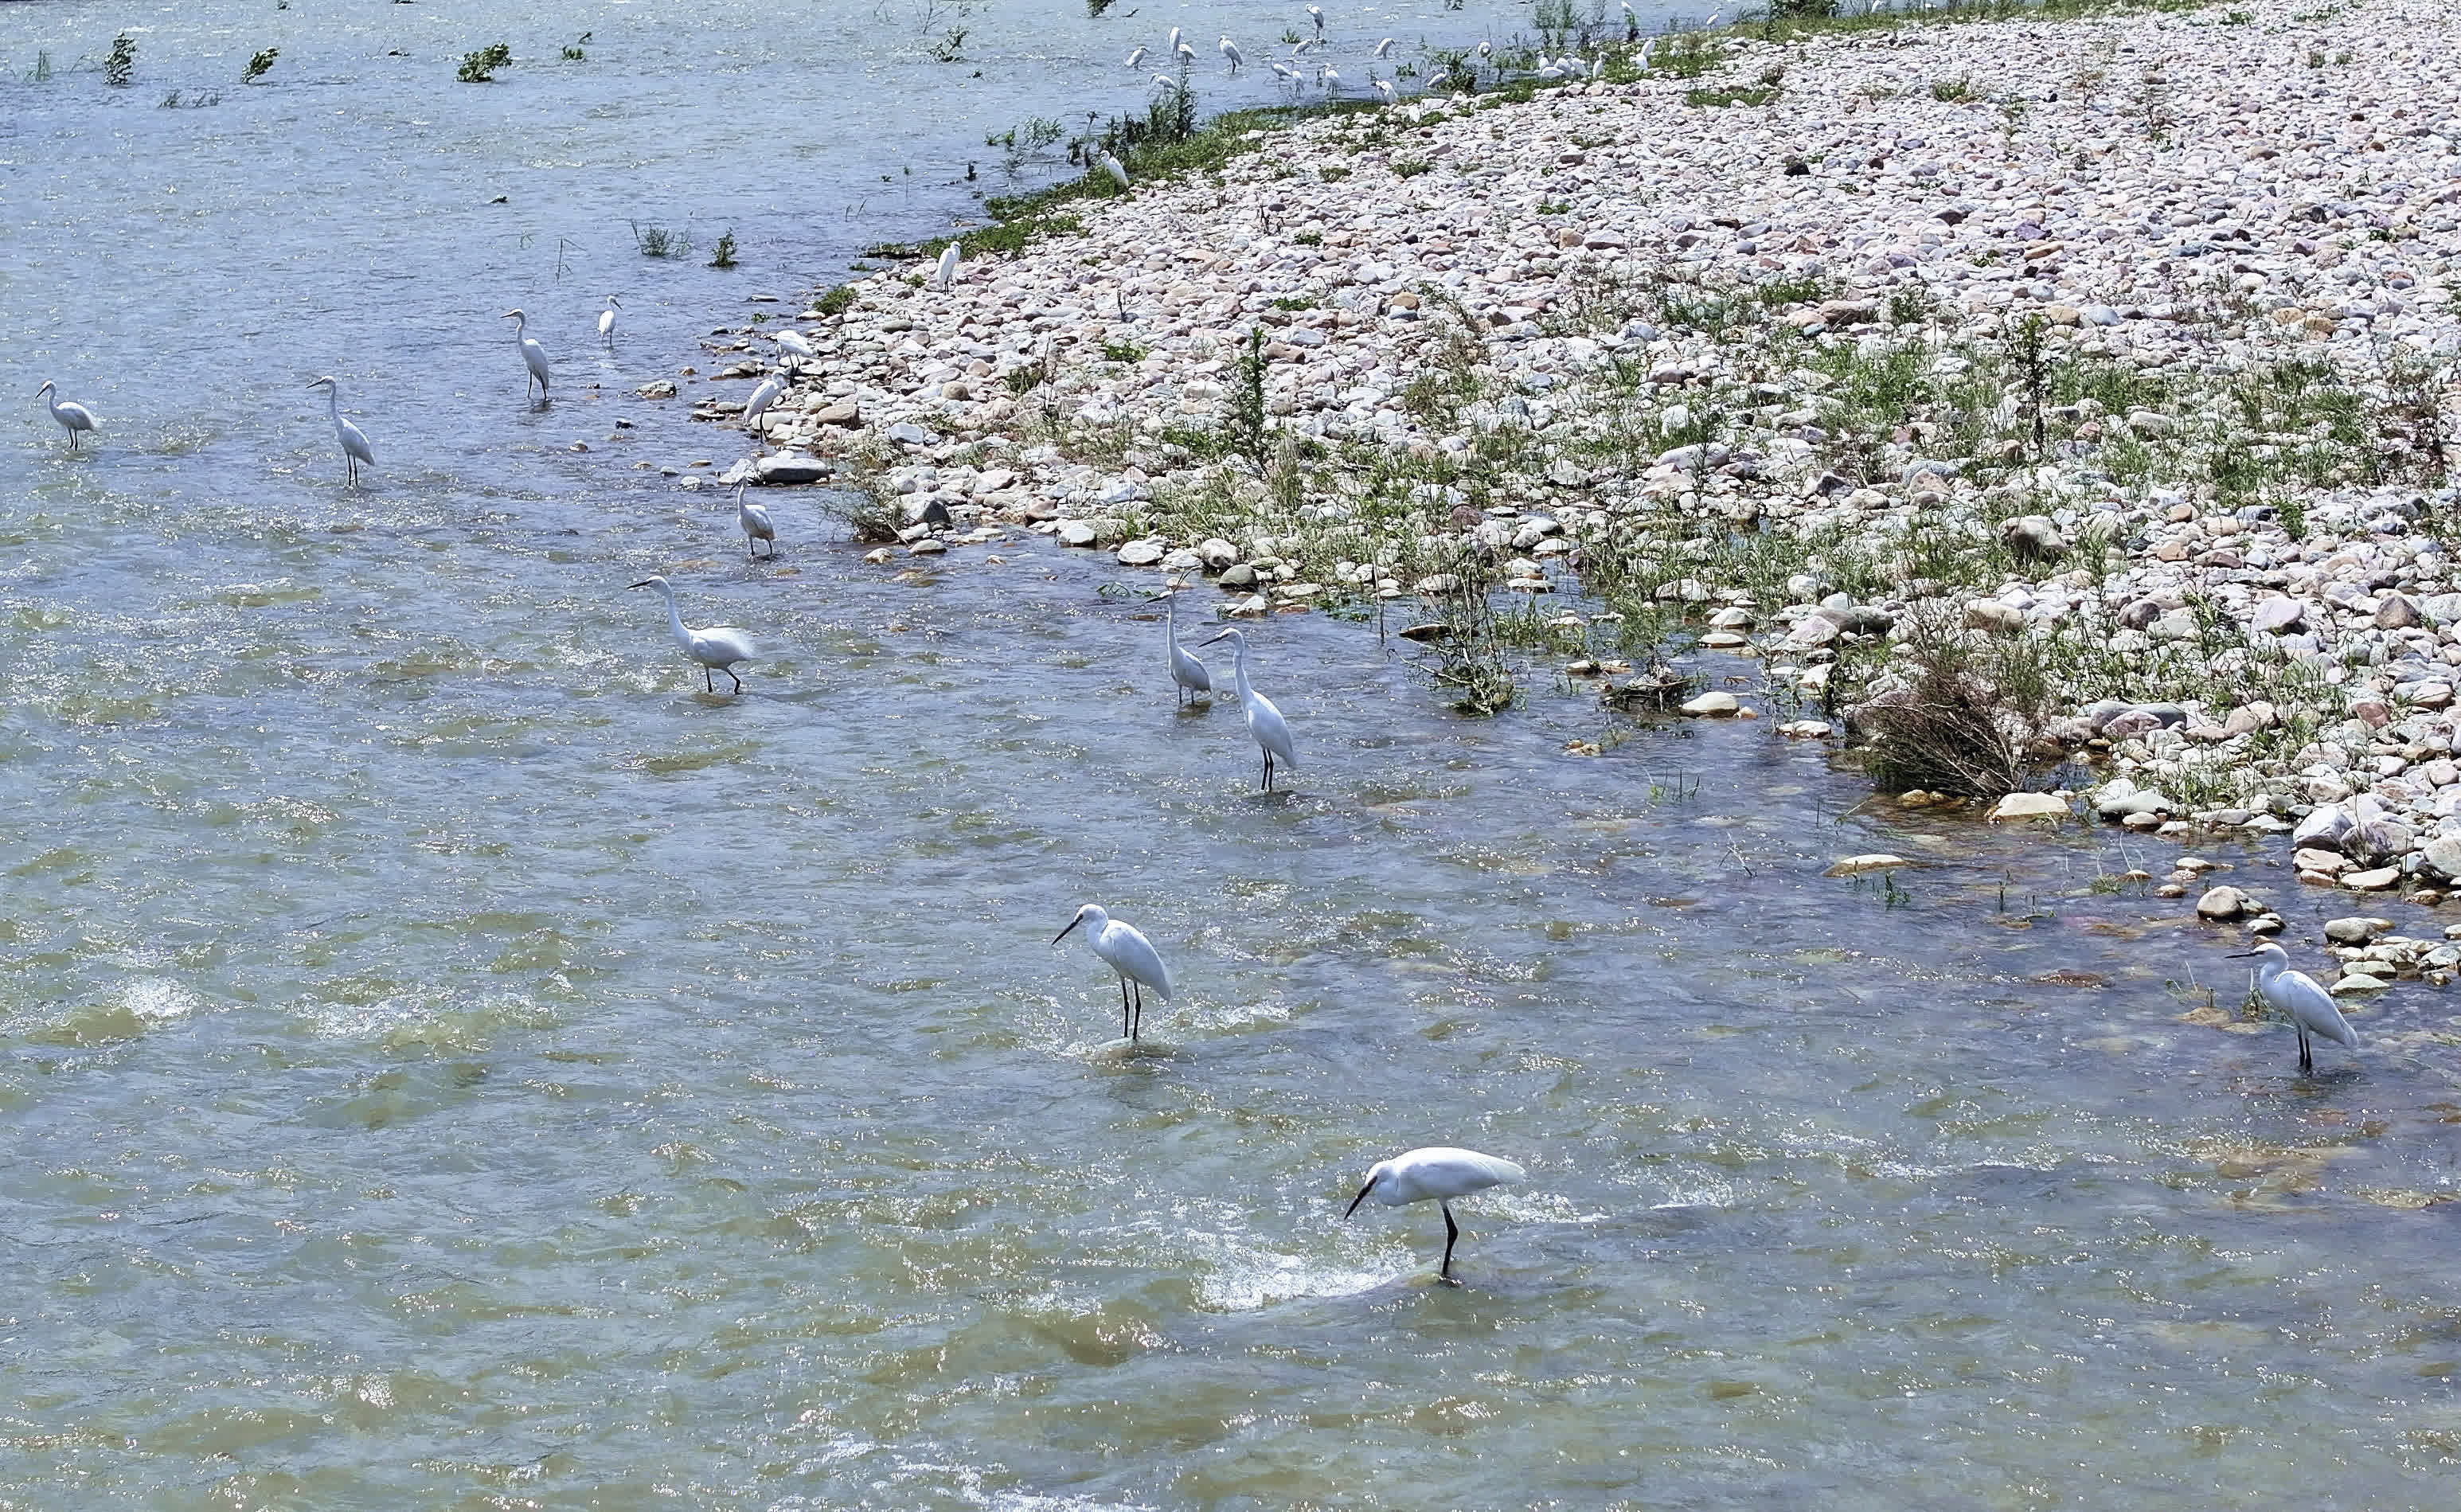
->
[8, 2, 2461, 1507]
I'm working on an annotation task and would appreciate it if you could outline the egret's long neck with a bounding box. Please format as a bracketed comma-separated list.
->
[658, 586, 689, 648]
[1164, 599, 1178, 651]
[1229, 643, 1254, 700]
[322, 386, 341, 423]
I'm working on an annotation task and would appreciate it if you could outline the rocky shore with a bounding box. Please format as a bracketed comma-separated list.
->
[697, 0, 2459, 903]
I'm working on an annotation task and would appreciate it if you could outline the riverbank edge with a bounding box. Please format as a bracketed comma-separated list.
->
[706, 0, 2461, 945]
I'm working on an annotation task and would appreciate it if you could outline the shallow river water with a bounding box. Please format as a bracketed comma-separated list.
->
[9, 1, 2461, 1508]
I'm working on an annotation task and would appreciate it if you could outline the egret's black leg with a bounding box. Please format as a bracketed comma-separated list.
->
[1262, 751, 1272, 791]
[2298, 1021, 2313, 1076]
[1439, 1201, 1460, 1283]
[704, 666, 715, 693]
[1131, 981, 1143, 1041]
[1119, 976, 1132, 1040]
[727, 668, 743, 694]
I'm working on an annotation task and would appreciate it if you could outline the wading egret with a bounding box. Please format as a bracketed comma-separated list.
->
[599, 294, 620, 343]
[1373, 77, 1395, 103]
[1124, 44, 1147, 68]
[1345, 1147, 1525, 1283]
[1291, 35, 1319, 57]
[1150, 69, 1181, 89]
[1306, 5, 1324, 37]
[1220, 35, 1243, 72]
[1154, 591, 1211, 705]
[1167, 25, 1183, 55]
[735, 480, 776, 560]
[743, 374, 786, 439]
[1175, 40, 1197, 65]
[502, 309, 553, 400]
[1053, 903, 1173, 1041]
[774, 328, 815, 372]
[933, 241, 961, 291]
[305, 376, 376, 485]
[627, 575, 756, 693]
[1318, 64, 1342, 92]
[1374, 36, 1394, 57]
[1271, 59, 1298, 82]
[1100, 151, 1131, 189]
[1198, 629, 1297, 790]
[35, 381, 99, 448]
[2229, 942, 2359, 1075]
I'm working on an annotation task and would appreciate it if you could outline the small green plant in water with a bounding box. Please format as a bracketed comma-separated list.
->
[561, 31, 592, 61]
[104, 33, 136, 87]
[241, 47, 279, 84]
[458, 43, 512, 83]
[631, 221, 689, 259]
[709, 229, 737, 268]
[929, 27, 968, 62]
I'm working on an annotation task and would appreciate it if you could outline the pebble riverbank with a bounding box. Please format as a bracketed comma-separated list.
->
[689, 0, 2460, 921]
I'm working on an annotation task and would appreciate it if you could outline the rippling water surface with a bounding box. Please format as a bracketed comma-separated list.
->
[9, 1, 2461, 1507]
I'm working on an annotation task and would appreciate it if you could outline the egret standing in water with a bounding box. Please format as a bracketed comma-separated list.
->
[1154, 590, 1211, 705]
[598, 294, 620, 344]
[1344, 1147, 1525, 1283]
[743, 373, 785, 441]
[628, 575, 757, 693]
[305, 376, 376, 486]
[1220, 36, 1244, 72]
[1373, 77, 1395, 103]
[932, 241, 961, 292]
[502, 309, 553, 401]
[1166, 25, 1183, 56]
[1374, 36, 1394, 57]
[1053, 903, 1173, 1041]
[734, 481, 776, 560]
[1306, 5, 1325, 39]
[34, 381, 99, 448]
[1200, 629, 1298, 790]
[2229, 941, 2360, 1075]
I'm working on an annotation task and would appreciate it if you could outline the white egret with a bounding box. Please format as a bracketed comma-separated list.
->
[1271, 59, 1298, 82]
[1150, 69, 1182, 90]
[35, 380, 99, 448]
[743, 373, 786, 439]
[1344, 1147, 1525, 1283]
[1639, 35, 1658, 68]
[735, 480, 776, 560]
[305, 375, 376, 485]
[1198, 629, 1298, 791]
[1123, 44, 1147, 68]
[1318, 64, 1342, 92]
[1167, 25, 1183, 56]
[1475, 38, 1492, 64]
[1291, 36, 1320, 57]
[1175, 40, 1197, 65]
[1306, 5, 1324, 37]
[1373, 36, 1394, 57]
[2229, 942, 2360, 1075]
[502, 309, 553, 400]
[774, 328, 816, 372]
[1100, 151, 1131, 190]
[627, 575, 756, 694]
[1373, 77, 1395, 103]
[932, 241, 961, 291]
[1053, 903, 1173, 1041]
[1220, 35, 1244, 72]
[599, 294, 620, 344]
[1154, 591, 1211, 705]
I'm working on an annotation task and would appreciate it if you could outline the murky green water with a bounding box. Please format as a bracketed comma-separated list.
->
[9, 2, 2461, 1507]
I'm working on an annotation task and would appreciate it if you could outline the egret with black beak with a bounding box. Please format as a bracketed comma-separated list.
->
[1345, 1147, 1525, 1283]
[2229, 941, 2359, 1075]
[1199, 629, 1296, 790]
[1054, 904, 1172, 1041]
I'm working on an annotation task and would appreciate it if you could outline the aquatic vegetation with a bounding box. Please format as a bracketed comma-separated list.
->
[241, 48, 279, 84]
[631, 221, 690, 260]
[561, 31, 592, 61]
[708, 229, 738, 269]
[104, 33, 135, 88]
[456, 43, 512, 84]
